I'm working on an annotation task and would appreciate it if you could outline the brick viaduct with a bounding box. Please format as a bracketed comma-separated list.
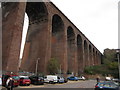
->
[2, 2, 102, 75]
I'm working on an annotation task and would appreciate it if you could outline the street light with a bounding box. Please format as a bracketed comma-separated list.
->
[35, 58, 40, 75]
[116, 49, 120, 79]
[60, 64, 62, 76]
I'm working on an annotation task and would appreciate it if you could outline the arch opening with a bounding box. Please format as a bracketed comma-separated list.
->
[26, 2, 48, 42]
[67, 26, 75, 74]
[26, 2, 48, 24]
[84, 40, 88, 67]
[77, 34, 83, 75]
[89, 45, 92, 66]
[93, 48, 95, 65]
[51, 14, 65, 74]
[96, 51, 98, 65]
[52, 15, 64, 34]
[20, 2, 48, 73]
[98, 53, 101, 64]
[19, 13, 29, 69]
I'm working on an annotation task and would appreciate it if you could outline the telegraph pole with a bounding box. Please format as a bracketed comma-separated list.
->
[116, 50, 120, 79]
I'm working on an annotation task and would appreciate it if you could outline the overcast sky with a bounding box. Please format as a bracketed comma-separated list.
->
[20, 0, 119, 58]
[51, 0, 119, 52]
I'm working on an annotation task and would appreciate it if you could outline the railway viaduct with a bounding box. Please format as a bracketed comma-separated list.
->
[2, 1, 102, 75]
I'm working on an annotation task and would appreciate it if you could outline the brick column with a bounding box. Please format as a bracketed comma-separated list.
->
[2, 2, 26, 73]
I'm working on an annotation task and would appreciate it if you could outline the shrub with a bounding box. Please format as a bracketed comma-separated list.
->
[47, 58, 60, 75]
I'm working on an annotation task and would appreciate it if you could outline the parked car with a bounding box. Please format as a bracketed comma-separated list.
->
[112, 78, 120, 86]
[29, 75, 44, 85]
[95, 81, 119, 90]
[2, 74, 20, 87]
[112, 78, 120, 82]
[105, 77, 112, 81]
[0, 76, 2, 86]
[57, 77, 65, 83]
[67, 76, 79, 81]
[77, 76, 86, 80]
[44, 75, 58, 84]
[19, 76, 31, 86]
[63, 77, 68, 83]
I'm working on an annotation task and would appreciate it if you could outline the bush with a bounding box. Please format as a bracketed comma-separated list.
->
[47, 58, 60, 75]
[84, 62, 118, 78]
[84, 65, 102, 75]
[84, 49, 119, 78]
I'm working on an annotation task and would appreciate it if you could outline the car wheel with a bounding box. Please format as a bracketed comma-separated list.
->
[14, 85, 18, 87]
[49, 81, 52, 84]
[34, 82, 38, 85]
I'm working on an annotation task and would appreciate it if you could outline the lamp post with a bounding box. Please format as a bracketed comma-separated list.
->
[35, 58, 40, 75]
[60, 64, 62, 76]
[116, 50, 120, 79]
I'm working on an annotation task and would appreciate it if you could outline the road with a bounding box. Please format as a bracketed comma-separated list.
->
[1, 80, 97, 90]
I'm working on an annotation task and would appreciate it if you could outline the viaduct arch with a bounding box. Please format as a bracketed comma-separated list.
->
[21, 2, 49, 73]
[67, 26, 75, 74]
[2, 2, 102, 75]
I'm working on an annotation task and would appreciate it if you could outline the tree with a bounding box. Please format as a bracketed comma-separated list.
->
[84, 49, 119, 78]
[47, 58, 60, 75]
[103, 49, 116, 64]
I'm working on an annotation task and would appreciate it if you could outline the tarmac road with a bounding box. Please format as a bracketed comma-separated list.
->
[1, 80, 96, 90]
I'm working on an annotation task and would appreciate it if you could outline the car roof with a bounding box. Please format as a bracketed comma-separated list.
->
[97, 81, 117, 85]
[29, 75, 43, 77]
[19, 76, 28, 77]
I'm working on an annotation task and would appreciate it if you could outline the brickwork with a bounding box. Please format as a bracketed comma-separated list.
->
[2, 2, 26, 73]
[2, 2, 102, 75]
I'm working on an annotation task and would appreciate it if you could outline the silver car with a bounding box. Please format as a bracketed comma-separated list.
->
[0, 77, 2, 86]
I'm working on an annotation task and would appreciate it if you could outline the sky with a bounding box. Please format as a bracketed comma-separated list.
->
[51, 0, 119, 52]
[20, 0, 119, 58]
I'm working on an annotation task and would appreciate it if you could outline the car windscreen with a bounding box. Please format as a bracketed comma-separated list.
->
[47, 76, 57, 80]
[70, 76, 74, 78]
[24, 77, 29, 79]
[99, 83, 118, 88]
[12, 76, 20, 80]
[20, 77, 29, 79]
[110, 83, 118, 88]
[38, 77, 43, 79]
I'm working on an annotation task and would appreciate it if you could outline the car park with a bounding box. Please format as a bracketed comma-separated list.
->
[95, 81, 119, 90]
[2, 74, 20, 87]
[19, 76, 31, 86]
[67, 76, 79, 81]
[29, 75, 44, 85]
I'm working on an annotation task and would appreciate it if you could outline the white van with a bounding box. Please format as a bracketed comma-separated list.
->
[44, 75, 58, 83]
